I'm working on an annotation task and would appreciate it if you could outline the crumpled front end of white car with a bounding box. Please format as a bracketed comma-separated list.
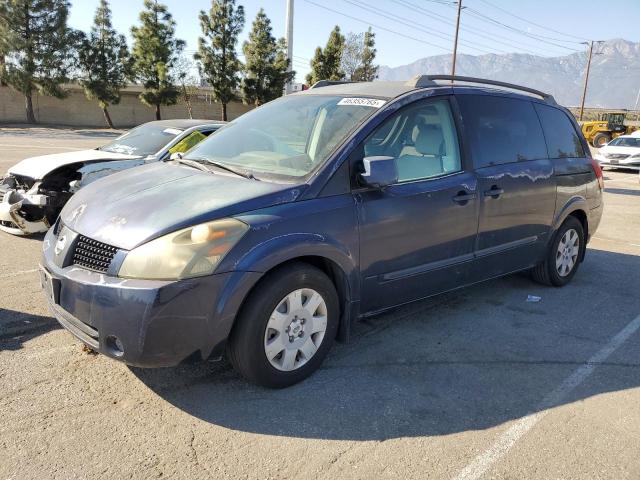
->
[0, 176, 50, 235]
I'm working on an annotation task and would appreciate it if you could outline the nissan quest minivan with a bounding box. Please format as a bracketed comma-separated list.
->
[40, 76, 603, 388]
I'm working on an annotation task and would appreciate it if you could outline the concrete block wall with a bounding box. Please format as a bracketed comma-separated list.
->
[0, 85, 253, 128]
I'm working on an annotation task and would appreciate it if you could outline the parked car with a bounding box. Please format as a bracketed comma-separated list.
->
[0, 119, 224, 235]
[40, 76, 603, 388]
[594, 134, 640, 170]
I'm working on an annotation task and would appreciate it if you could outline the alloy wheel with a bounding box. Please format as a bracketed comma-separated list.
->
[556, 228, 579, 277]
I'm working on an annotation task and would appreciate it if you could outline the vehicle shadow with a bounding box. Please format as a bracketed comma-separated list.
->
[605, 187, 640, 196]
[131, 248, 640, 441]
[0, 308, 60, 351]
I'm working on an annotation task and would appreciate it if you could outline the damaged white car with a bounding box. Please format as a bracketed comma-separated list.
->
[0, 119, 224, 235]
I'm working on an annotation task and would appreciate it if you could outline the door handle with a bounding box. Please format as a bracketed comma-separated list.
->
[452, 191, 476, 205]
[484, 185, 504, 199]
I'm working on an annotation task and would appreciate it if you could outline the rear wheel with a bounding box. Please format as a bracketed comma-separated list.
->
[226, 263, 339, 388]
[592, 132, 611, 148]
[532, 216, 584, 287]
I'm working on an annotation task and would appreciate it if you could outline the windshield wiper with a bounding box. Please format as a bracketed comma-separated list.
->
[188, 157, 258, 180]
[171, 157, 213, 173]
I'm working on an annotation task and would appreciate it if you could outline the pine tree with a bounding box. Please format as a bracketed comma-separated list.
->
[78, 0, 129, 128]
[241, 9, 294, 106]
[130, 0, 184, 120]
[195, 0, 244, 121]
[0, 0, 80, 123]
[353, 27, 378, 82]
[306, 26, 345, 86]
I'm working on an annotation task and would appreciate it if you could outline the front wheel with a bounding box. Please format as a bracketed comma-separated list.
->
[531, 216, 584, 287]
[226, 263, 339, 388]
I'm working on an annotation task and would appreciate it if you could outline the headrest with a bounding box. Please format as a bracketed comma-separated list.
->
[414, 125, 444, 156]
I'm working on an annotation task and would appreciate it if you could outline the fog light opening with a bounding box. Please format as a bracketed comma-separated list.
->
[105, 335, 125, 357]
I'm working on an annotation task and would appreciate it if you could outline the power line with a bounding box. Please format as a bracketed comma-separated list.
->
[303, 0, 453, 52]
[476, 0, 589, 43]
[463, 7, 582, 52]
[342, 0, 506, 55]
[388, 0, 571, 57]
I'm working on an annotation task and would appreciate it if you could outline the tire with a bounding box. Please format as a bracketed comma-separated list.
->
[531, 216, 585, 287]
[226, 262, 339, 388]
[592, 132, 611, 148]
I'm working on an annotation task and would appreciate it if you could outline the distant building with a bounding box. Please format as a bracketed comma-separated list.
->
[290, 83, 306, 93]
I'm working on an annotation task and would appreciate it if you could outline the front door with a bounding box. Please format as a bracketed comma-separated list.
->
[456, 94, 557, 280]
[354, 97, 479, 313]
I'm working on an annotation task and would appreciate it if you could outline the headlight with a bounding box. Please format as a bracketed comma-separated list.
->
[118, 218, 249, 280]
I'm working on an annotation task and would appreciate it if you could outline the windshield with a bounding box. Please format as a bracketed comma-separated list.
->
[100, 124, 184, 156]
[184, 95, 383, 179]
[608, 137, 640, 147]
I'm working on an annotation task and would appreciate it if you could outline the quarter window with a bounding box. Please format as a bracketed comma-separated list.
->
[534, 103, 586, 158]
[457, 95, 547, 168]
[363, 98, 461, 182]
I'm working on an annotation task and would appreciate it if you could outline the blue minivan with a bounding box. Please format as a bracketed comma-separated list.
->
[41, 76, 603, 388]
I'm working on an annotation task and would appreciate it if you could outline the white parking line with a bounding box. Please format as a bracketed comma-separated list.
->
[0, 268, 38, 279]
[454, 312, 640, 480]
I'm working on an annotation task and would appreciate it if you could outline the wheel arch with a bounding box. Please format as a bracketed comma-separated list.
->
[552, 200, 589, 262]
[222, 231, 361, 346]
[237, 255, 356, 344]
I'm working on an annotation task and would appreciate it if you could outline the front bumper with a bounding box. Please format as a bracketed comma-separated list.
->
[596, 155, 640, 170]
[41, 228, 261, 368]
[0, 187, 49, 235]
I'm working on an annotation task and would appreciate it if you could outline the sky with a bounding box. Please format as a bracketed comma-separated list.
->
[68, 0, 640, 83]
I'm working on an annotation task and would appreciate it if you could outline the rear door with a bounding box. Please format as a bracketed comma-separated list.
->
[354, 97, 479, 313]
[456, 94, 556, 280]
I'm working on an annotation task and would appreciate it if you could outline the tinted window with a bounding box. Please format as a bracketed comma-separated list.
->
[363, 98, 461, 182]
[457, 95, 547, 167]
[534, 104, 585, 158]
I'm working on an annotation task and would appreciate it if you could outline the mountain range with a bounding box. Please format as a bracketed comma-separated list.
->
[377, 39, 640, 109]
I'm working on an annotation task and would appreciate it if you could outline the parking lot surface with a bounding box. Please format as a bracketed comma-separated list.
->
[1, 126, 639, 479]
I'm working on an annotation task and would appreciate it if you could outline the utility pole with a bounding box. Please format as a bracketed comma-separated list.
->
[579, 40, 603, 121]
[285, 0, 294, 94]
[451, 0, 462, 80]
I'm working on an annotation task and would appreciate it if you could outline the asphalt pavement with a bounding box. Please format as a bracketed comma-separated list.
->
[0, 126, 639, 480]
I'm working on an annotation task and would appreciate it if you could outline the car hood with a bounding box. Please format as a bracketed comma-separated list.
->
[599, 146, 640, 156]
[8, 149, 140, 180]
[61, 162, 304, 250]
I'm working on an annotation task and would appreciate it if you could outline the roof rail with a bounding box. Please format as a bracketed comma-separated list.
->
[406, 75, 557, 105]
[310, 80, 354, 89]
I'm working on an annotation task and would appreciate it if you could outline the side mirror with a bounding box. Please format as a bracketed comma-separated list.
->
[169, 152, 184, 161]
[360, 156, 398, 188]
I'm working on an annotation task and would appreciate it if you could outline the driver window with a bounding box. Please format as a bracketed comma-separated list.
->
[363, 98, 461, 182]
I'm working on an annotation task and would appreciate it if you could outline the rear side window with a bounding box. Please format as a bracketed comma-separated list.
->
[534, 104, 585, 158]
[457, 95, 547, 168]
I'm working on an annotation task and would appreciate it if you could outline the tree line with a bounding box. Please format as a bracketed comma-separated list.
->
[0, 0, 378, 127]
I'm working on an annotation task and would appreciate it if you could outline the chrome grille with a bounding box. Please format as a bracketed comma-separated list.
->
[605, 153, 630, 159]
[72, 235, 118, 273]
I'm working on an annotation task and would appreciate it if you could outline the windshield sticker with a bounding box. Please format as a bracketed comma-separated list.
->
[337, 97, 386, 108]
[163, 128, 183, 135]
[105, 144, 136, 155]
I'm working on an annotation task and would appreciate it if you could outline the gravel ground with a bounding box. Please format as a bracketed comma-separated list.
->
[0, 127, 639, 480]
